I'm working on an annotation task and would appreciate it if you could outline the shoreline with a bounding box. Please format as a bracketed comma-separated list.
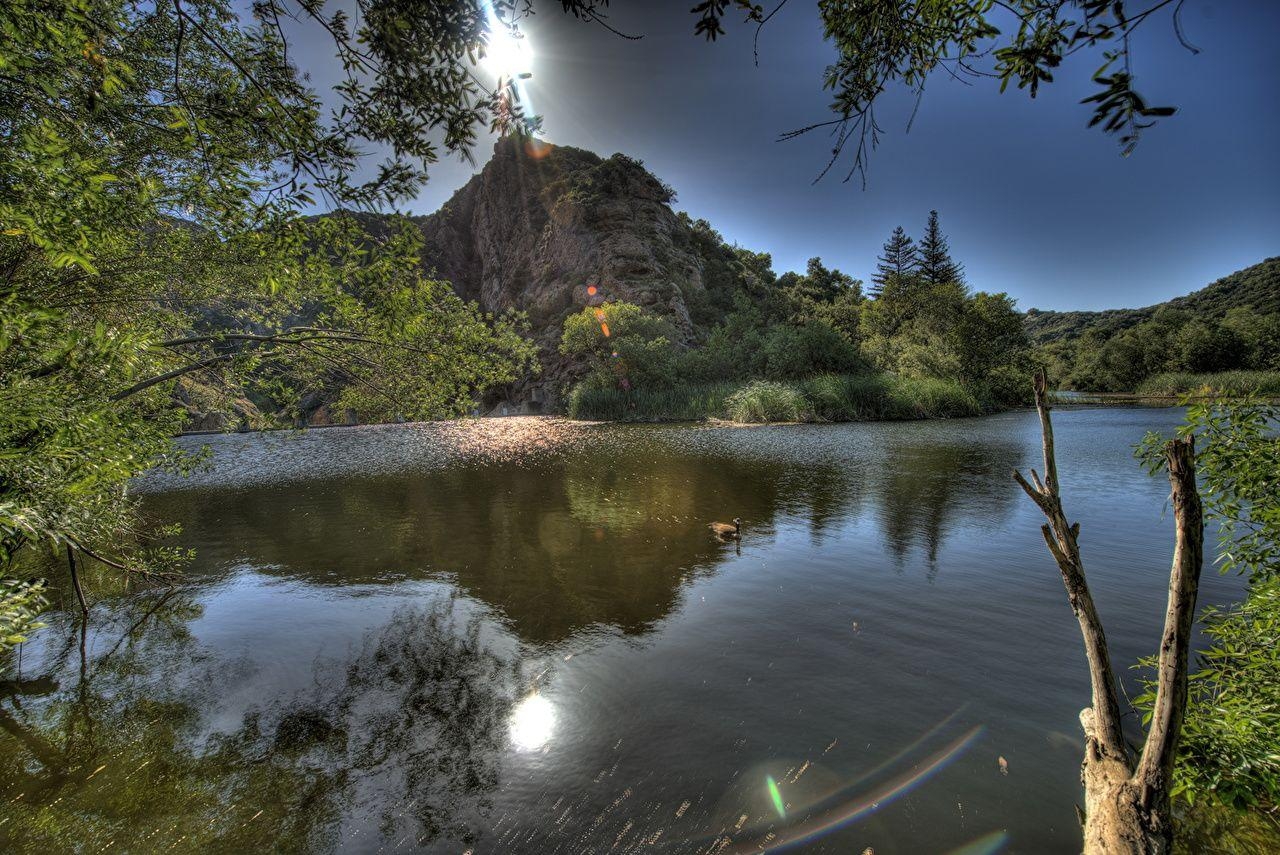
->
[175, 395, 1200, 438]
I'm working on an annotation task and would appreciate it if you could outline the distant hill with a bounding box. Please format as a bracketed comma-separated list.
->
[1024, 256, 1280, 344]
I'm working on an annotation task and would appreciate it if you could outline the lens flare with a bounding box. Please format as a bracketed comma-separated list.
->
[683, 709, 983, 855]
[524, 138, 552, 159]
[767, 776, 786, 818]
[734, 725, 985, 853]
[945, 829, 1011, 855]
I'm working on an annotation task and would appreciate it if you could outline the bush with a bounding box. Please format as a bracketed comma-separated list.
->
[760, 322, 864, 380]
[1137, 580, 1280, 810]
[801, 374, 892, 420]
[724, 381, 809, 423]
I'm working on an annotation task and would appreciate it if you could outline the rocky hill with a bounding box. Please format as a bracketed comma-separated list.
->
[1024, 256, 1280, 344]
[412, 136, 727, 411]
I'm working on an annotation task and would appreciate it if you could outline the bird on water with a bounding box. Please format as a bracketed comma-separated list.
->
[709, 518, 742, 539]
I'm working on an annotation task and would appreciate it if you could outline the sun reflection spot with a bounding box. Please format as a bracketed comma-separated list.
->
[509, 693, 556, 751]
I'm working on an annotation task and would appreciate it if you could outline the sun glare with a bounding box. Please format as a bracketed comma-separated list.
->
[509, 693, 556, 751]
[482, 27, 532, 79]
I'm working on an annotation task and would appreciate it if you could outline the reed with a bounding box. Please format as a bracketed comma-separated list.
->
[1135, 370, 1280, 398]
[568, 373, 990, 423]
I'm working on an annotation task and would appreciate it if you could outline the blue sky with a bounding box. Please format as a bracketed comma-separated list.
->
[307, 1, 1280, 312]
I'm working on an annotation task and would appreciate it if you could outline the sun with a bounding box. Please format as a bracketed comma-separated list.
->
[482, 26, 533, 79]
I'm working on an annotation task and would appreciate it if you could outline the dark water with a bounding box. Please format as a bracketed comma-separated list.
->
[0, 409, 1258, 853]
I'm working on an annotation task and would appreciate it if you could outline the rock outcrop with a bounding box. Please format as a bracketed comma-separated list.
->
[414, 137, 712, 410]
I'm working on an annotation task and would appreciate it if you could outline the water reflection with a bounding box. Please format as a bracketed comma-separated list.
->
[0, 593, 344, 853]
[0, 596, 528, 852]
[876, 440, 1023, 573]
[145, 426, 1026, 645]
[10, 414, 1234, 853]
[334, 601, 518, 847]
[509, 694, 556, 752]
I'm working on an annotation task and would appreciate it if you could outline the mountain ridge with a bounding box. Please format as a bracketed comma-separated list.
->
[1024, 256, 1280, 344]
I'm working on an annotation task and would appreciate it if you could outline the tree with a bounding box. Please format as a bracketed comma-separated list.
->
[785, 257, 860, 304]
[919, 210, 964, 286]
[559, 302, 679, 391]
[1, 0, 552, 647]
[1222, 309, 1280, 370]
[1173, 322, 1246, 374]
[871, 226, 920, 296]
[1015, 371, 1203, 853]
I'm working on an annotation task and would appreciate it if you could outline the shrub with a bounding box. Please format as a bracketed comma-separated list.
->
[567, 372, 989, 423]
[801, 374, 892, 420]
[1137, 580, 1280, 810]
[760, 322, 864, 380]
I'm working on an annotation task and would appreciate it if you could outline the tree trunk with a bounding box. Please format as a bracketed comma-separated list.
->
[1079, 708, 1167, 853]
[1014, 372, 1203, 854]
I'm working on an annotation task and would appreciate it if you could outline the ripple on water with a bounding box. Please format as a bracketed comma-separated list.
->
[135, 417, 614, 491]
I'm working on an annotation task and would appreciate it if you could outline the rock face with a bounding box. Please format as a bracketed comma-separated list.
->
[415, 137, 710, 410]
[174, 377, 266, 432]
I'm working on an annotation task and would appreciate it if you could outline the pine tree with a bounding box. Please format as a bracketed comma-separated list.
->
[919, 210, 964, 285]
[871, 226, 919, 297]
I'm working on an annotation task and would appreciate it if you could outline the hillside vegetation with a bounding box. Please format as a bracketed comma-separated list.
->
[562, 211, 1034, 421]
[1027, 258, 1280, 391]
[1025, 257, 1280, 343]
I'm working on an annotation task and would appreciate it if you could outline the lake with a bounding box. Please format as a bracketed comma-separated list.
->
[0, 408, 1256, 853]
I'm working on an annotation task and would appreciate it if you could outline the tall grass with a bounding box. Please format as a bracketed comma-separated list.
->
[724, 381, 808, 423]
[567, 383, 737, 421]
[1136, 370, 1280, 397]
[568, 373, 990, 423]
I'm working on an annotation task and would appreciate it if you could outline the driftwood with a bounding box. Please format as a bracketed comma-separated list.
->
[1014, 370, 1203, 854]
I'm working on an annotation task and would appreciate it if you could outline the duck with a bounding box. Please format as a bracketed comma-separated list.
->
[709, 518, 742, 539]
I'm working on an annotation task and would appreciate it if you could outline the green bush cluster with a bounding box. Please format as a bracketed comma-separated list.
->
[559, 214, 1036, 417]
[566, 383, 737, 422]
[567, 373, 989, 423]
[1151, 580, 1280, 810]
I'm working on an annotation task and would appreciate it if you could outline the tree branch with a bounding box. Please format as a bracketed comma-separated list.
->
[1133, 436, 1203, 799]
[1014, 369, 1127, 757]
[109, 353, 234, 401]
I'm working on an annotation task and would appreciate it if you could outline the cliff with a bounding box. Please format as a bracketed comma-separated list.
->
[413, 137, 716, 410]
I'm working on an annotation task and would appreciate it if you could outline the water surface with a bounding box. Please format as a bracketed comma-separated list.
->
[0, 409, 1255, 853]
